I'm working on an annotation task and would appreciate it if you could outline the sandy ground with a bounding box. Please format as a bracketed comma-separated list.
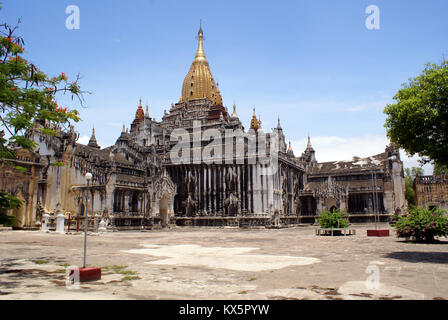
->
[1, 224, 447, 300]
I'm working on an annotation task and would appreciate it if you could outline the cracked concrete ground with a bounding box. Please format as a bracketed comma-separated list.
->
[0, 224, 447, 300]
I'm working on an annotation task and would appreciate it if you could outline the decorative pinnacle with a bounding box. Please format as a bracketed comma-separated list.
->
[231, 103, 238, 118]
[195, 21, 206, 61]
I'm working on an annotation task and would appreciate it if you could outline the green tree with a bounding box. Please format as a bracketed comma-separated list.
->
[0, 190, 22, 226]
[384, 60, 448, 166]
[404, 167, 424, 206]
[317, 209, 349, 229]
[433, 162, 448, 176]
[1, 21, 84, 158]
[0, 16, 86, 217]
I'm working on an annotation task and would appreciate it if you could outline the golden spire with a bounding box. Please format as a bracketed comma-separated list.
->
[180, 23, 223, 106]
[250, 108, 259, 130]
[135, 98, 145, 121]
[195, 21, 206, 62]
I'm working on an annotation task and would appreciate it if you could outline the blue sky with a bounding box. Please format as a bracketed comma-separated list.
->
[3, 0, 448, 173]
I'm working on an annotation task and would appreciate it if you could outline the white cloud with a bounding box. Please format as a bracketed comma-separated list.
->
[291, 134, 433, 175]
[77, 135, 89, 145]
[343, 101, 389, 112]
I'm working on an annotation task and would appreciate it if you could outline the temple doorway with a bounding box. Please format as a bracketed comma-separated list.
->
[325, 197, 338, 212]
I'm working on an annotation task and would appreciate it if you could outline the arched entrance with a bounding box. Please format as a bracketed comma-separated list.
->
[325, 197, 338, 212]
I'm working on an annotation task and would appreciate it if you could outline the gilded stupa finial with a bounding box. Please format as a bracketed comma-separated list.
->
[250, 107, 259, 130]
[195, 21, 206, 61]
[135, 98, 145, 121]
[180, 24, 223, 105]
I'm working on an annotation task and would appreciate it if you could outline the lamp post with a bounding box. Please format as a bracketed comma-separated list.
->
[371, 163, 379, 230]
[83, 172, 92, 268]
[366, 155, 397, 237]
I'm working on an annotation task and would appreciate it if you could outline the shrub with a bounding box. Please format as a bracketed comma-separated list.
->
[395, 207, 448, 242]
[318, 209, 349, 229]
[0, 191, 22, 227]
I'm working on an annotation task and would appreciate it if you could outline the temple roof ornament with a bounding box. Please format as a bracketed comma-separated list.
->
[250, 108, 260, 130]
[135, 98, 145, 121]
[87, 127, 100, 149]
[287, 141, 294, 156]
[305, 136, 315, 152]
[180, 24, 223, 106]
[230, 103, 238, 118]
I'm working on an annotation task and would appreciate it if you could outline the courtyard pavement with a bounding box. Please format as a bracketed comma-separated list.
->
[0, 224, 447, 300]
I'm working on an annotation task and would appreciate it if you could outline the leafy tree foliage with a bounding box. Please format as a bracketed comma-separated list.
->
[433, 162, 448, 176]
[384, 60, 448, 166]
[404, 167, 424, 206]
[0, 15, 86, 219]
[0, 190, 22, 226]
[0, 21, 85, 158]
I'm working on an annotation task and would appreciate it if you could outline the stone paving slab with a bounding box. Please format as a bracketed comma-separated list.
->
[0, 225, 447, 300]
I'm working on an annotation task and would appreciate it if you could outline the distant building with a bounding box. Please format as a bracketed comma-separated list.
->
[414, 175, 448, 211]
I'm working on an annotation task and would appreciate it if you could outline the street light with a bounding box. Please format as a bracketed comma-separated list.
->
[366, 156, 397, 237]
[371, 163, 379, 230]
[83, 172, 92, 268]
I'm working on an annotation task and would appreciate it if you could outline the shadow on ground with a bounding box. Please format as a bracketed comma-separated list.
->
[385, 251, 448, 264]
